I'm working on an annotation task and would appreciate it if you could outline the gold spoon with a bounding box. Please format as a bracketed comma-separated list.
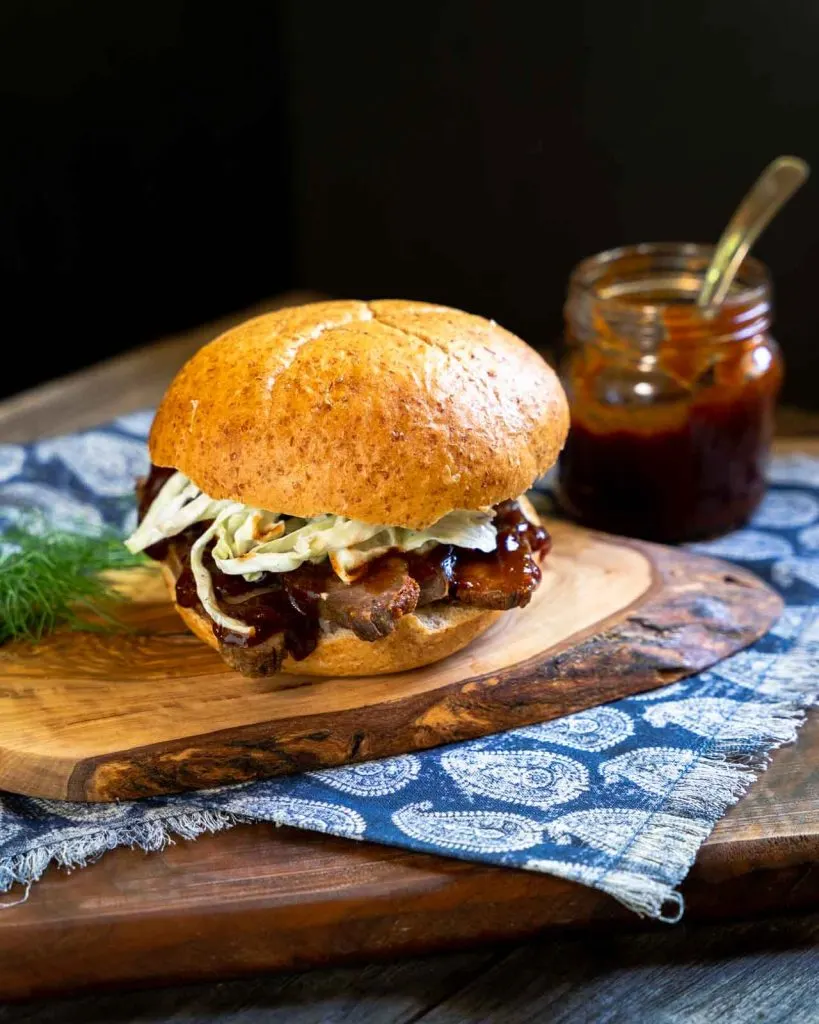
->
[697, 155, 810, 310]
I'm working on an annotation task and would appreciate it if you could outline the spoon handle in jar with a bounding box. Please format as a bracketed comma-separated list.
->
[697, 155, 809, 310]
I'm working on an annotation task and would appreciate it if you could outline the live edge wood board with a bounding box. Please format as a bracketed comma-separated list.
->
[0, 518, 781, 802]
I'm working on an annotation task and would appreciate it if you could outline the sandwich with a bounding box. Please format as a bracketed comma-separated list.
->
[125, 299, 569, 680]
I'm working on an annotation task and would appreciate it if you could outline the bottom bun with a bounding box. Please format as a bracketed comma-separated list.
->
[161, 563, 501, 679]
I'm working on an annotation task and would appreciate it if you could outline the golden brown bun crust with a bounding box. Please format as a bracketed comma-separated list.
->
[149, 299, 569, 529]
[161, 563, 501, 679]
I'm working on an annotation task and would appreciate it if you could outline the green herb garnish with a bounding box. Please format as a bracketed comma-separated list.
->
[0, 522, 147, 644]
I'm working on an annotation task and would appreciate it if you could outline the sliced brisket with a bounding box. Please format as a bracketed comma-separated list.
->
[214, 630, 287, 677]
[321, 557, 420, 641]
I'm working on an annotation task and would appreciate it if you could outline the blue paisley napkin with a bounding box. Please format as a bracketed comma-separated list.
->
[1, 411, 818, 921]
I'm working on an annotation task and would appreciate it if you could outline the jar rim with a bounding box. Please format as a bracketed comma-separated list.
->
[569, 241, 771, 310]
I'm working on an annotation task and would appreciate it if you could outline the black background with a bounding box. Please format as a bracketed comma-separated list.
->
[3, 1, 818, 405]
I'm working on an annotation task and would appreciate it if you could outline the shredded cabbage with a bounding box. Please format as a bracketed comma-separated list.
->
[189, 505, 252, 634]
[125, 471, 498, 636]
[124, 473, 232, 554]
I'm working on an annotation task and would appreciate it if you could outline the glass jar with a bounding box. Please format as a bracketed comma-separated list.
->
[558, 242, 783, 543]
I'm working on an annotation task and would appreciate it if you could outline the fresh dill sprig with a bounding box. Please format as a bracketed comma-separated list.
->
[0, 522, 147, 644]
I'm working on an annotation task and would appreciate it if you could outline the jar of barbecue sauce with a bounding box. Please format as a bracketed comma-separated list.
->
[557, 242, 783, 543]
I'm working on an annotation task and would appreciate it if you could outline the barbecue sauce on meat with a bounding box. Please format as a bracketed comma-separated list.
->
[451, 499, 550, 610]
[173, 544, 321, 659]
[139, 465, 549, 662]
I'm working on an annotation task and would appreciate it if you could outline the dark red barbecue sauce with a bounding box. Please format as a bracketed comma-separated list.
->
[558, 391, 776, 542]
[452, 499, 550, 602]
[138, 465, 549, 660]
[175, 545, 322, 661]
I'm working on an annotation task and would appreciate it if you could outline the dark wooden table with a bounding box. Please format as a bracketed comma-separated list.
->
[0, 913, 816, 1023]
[1, 295, 817, 1022]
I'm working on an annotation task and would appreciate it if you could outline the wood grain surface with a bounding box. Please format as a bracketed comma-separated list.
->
[2, 913, 817, 1023]
[0, 708, 817, 999]
[0, 522, 780, 801]
[0, 297, 816, 1007]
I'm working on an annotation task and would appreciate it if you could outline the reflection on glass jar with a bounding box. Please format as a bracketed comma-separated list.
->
[558, 242, 783, 543]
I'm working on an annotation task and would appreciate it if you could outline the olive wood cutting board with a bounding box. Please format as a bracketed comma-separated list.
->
[0, 519, 781, 802]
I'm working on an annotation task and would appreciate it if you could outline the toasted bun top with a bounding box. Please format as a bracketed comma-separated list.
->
[149, 299, 569, 529]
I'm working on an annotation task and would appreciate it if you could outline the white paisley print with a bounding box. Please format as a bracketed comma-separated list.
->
[441, 749, 588, 809]
[307, 755, 422, 796]
[0, 481, 104, 532]
[688, 528, 794, 561]
[392, 803, 543, 852]
[752, 490, 819, 529]
[0, 446, 25, 484]
[599, 747, 698, 794]
[514, 706, 634, 751]
[222, 795, 366, 838]
[35, 433, 149, 497]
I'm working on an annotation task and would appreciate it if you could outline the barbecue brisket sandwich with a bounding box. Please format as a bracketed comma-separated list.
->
[125, 299, 569, 680]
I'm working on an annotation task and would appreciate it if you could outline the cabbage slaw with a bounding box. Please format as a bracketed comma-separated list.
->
[125, 471, 498, 636]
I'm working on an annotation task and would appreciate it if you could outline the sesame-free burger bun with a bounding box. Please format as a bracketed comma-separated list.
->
[149, 299, 569, 530]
